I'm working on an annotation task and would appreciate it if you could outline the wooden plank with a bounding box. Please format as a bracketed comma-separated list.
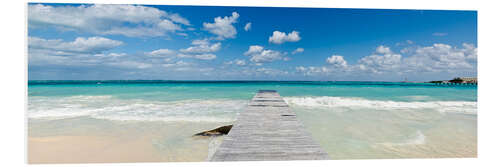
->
[210, 90, 330, 161]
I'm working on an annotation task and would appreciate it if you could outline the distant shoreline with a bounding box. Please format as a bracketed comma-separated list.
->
[27, 80, 429, 83]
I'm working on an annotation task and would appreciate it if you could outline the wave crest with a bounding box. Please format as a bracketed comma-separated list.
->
[284, 96, 476, 114]
[28, 95, 246, 122]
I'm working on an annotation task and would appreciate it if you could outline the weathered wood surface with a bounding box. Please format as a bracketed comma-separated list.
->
[210, 90, 330, 161]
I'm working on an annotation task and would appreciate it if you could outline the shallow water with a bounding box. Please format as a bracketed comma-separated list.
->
[27, 81, 477, 162]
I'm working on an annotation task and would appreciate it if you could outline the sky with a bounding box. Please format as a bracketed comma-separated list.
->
[27, 3, 477, 81]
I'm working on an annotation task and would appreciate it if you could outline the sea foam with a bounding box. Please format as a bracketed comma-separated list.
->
[28, 95, 246, 122]
[284, 96, 477, 114]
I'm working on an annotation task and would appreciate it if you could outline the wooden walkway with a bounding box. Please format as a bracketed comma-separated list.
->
[210, 90, 330, 161]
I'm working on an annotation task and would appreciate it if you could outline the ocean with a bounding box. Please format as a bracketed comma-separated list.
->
[27, 81, 477, 162]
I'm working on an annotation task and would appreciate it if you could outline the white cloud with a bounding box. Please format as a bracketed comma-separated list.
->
[106, 53, 126, 57]
[194, 54, 217, 60]
[166, 13, 191, 26]
[163, 61, 214, 73]
[225, 59, 247, 66]
[243, 45, 285, 63]
[203, 12, 239, 40]
[176, 53, 217, 60]
[244, 22, 252, 31]
[268, 31, 301, 44]
[148, 49, 176, 57]
[402, 43, 476, 73]
[296, 43, 477, 78]
[295, 55, 348, 76]
[250, 50, 284, 63]
[244, 45, 264, 56]
[255, 68, 289, 76]
[177, 39, 220, 60]
[358, 52, 402, 74]
[292, 48, 304, 54]
[107, 61, 152, 69]
[176, 53, 192, 58]
[235, 59, 247, 66]
[375, 45, 392, 54]
[357, 44, 477, 74]
[29, 36, 123, 55]
[180, 39, 221, 53]
[295, 66, 333, 76]
[326, 55, 348, 68]
[191, 43, 468, 79]
[28, 4, 190, 37]
[163, 60, 191, 68]
[157, 19, 182, 31]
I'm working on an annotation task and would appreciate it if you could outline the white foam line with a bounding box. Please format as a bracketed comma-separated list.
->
[284, 96, 477, 114]
[28, 95, 246, 122]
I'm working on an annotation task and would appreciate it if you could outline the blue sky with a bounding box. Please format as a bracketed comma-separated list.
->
[28, 3, 477, 81]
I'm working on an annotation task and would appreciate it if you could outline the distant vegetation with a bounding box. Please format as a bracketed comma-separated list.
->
[449, 77, 464, 83]
[428, 80, 443, 83]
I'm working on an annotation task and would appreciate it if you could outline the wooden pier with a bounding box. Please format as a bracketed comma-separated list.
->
[210, 90, 330, 161]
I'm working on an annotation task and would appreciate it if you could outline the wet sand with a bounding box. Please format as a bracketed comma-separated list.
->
[28, 117, 227, 164]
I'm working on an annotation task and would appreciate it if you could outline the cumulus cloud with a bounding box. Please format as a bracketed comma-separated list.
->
[403, 43, 476, 73]
[225, 59, 247, 66]
[296, 55, 347, 76]
[94, 53, 126, 58]
[180, 39, 221, 53]
[148, 49, 176, 57]
[375, 45, 392, 54]
[28, 4, 190, 37]
[28, 36, 168, 70]
[244, 22, 252, 31]
[358, 44, 476, 74]
[166, 13, 191, 26]
[326, 55, 348, 68]
[244, 45, 264, 56]
[292, 48, 304, 54]
[296, 43, 477, 79]
[163, 60, 191, 68]
[177, 39, 220, 60]
[28, 37, 126, 68]
[250, 50, 284, 63]
[358, 51, 402, 74]
[268, 31, 301, 44]
[203, 12, 239, 40]
[176, 53, 217, 60]
[29, 36, 123, 55]
[295, 66, 333, 76]
[194, 53, 217, 60]
[256, 68, 289, 76]
[243, 45, 286, 63]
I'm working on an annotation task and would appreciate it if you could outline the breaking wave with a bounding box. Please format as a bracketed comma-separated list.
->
[284, 96, 476, 114]
[28, 95, 247, 122]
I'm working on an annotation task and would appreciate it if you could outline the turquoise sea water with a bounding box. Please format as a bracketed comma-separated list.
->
[28, 81, 477, 160]
[28, 80, 477, 101]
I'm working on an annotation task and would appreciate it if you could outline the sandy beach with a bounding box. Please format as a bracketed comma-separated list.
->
[28, 117, 226, 164]
[29, 135, 167, 163]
